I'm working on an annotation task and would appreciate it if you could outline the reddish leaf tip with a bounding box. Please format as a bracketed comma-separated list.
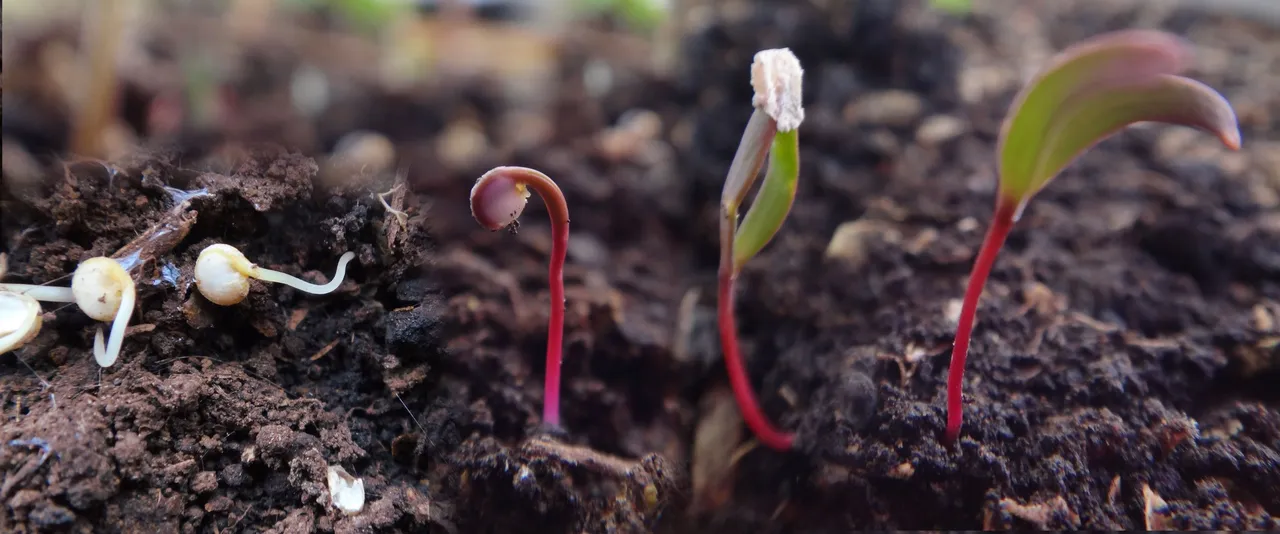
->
[1221, 128, 1242, 151]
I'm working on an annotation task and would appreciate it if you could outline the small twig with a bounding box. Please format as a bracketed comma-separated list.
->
[287, 307, 310, 331]
[770, 499, 790, 521]
[375, 182, 410, 231]
[308, 338, 341, 361]
[396, 393, 427, 435]
[727, 439, 759, 468]
[223, 503, 253, 533]
[1024, 320, 1055, 355]
[521, 438, 644, 479]
[110, 206, 199, 277]
[1069, 312, 1121, 332]
[671, 288, 700, 364]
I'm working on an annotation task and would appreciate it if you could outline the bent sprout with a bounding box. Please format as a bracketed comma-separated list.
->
[0, 257, 137, 366]
[469, 166, 570, 428]
[194, 244, 356, 306]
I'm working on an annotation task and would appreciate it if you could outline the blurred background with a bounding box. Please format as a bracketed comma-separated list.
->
[4, 0, 1278, 205]
[3, 0, 1278, 202]
[7, 0, 1277, 249]
[2, 0, 671, 168]
[3, 0, 710, 250]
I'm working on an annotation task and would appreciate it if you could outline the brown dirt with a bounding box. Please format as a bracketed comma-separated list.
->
[2, 0, 1278, 532]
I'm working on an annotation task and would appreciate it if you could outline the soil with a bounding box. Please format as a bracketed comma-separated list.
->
[3, 0, 1279, 532]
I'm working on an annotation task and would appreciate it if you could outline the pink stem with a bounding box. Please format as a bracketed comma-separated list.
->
[718, 215, 795, 451]
[472, 166, 570, 428]
[946, 195, 1018, 444]
[543, 209, 568, 427]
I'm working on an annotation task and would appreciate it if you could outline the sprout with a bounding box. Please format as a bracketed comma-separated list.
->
[0, 257, 137, 366]
[0, 292, 43, 355]
[944, 30, 1241, 443]
[469, 166, 569, 428]
[717, 48, 804, 451]
[194, 244, 356, 306]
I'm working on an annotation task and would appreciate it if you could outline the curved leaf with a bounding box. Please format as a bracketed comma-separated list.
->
[998, 30, 1195, 200]
[1027, 74, 1239, 200]
[733, 128, 800, 271]
[721, 109, 776, 213]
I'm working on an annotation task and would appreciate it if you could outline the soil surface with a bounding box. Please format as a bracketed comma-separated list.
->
[3, 0, 1279, 532]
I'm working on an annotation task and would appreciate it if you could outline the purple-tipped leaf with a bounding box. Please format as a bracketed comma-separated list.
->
[997, 30, 1239, 202]
[1028, 74, 1239, 197]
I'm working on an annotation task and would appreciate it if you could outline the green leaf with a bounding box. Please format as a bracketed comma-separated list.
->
[1028, 75, 1239, 197]
[997, 30, 1240, 202]
[733, 128, 800, 271]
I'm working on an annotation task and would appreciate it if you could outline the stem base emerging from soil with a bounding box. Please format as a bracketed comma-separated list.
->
[946, 195, 1019, 443]
[718, 212, 795, 451]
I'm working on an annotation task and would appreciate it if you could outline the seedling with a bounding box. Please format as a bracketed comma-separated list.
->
[944, 30, 1240, 443]
[194, 244, 356, 306]
[469, 166, 569, 428]
[0, 257, 138, 366]
[718, 49, 805, 451]
[0, 292, 43, 356]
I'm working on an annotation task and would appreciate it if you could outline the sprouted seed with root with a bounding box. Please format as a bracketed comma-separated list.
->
[469, 166, 570, 428]
[0, 257, 137, 366]
[194, 244, 356, 306]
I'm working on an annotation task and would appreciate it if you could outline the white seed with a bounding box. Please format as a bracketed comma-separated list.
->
[2, 257, 134, 365]
[195, 244, 252, 306]
[327, 465, 365, 515]
[0, 292, 42, 355]
[71, 257, 130, 322]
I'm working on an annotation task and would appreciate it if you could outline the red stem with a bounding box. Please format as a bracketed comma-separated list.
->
[543, 203, 568, 427]
[946, 195, 1019, 444]
[475, 167, 569, 428]
[718, 214, 795, 451]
